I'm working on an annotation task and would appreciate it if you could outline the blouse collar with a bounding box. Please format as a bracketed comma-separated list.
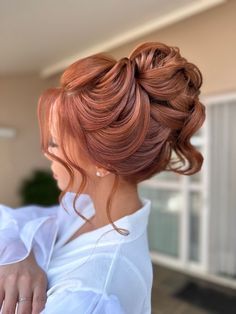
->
[56, 192, 151, 250]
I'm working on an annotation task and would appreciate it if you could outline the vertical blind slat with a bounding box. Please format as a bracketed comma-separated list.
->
[208, 101, 236, 277]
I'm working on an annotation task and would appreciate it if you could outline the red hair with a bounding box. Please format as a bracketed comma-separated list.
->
[37, 42, 205, 235]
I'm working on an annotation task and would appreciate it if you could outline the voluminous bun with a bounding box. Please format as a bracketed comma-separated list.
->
[125, 42, 206, 182]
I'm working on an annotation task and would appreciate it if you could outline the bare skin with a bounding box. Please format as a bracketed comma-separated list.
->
[0, 250, 47, 314]
[63, 182, 143, 246]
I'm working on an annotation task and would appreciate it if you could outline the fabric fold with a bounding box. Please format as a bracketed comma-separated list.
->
[0, 203, 59, 271]
[0, 193, 93, 271]
[40, 288, 126, 314]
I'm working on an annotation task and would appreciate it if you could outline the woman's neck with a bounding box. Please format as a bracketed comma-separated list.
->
[88, 181, 142, 229]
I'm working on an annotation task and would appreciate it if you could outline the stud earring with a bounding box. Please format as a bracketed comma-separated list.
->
[96, 171, 102, 177]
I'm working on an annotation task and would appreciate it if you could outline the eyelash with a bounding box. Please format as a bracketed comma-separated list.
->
[48, 139, 58, 148]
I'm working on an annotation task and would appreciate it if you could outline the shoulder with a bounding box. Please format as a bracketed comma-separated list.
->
[58, 239, 152, 294]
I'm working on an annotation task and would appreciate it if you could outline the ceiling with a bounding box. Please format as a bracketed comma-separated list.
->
[0, 0, 225, 77]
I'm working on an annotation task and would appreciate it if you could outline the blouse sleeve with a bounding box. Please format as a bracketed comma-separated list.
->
[40, 289, 126, 314]
[0, 203, 59, 272]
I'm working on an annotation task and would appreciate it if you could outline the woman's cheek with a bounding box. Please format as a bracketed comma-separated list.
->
[56, 176, 68, 191]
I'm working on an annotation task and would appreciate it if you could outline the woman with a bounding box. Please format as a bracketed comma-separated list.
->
[0, 42, 205, 314]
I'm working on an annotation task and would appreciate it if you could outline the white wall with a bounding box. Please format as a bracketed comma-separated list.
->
[0, 75, 56, 206]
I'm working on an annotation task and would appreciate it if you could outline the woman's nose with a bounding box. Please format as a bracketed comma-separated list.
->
[44, 151, 51, 159]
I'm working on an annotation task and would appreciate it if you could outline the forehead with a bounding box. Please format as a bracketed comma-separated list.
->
[49, 101, 59, 138]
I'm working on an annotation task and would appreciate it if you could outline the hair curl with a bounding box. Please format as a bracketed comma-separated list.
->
[37, 41, 206, 236]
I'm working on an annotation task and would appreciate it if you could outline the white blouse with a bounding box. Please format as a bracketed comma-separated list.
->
[0, 192, 153, 314]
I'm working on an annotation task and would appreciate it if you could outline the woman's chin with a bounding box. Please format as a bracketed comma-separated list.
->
[55, 179, 62, 190]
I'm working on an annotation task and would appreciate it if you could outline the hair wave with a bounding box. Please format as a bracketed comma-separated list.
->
[37, 41, 206, 236]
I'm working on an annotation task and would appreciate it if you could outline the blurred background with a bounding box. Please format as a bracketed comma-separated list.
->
[0, 0, 236, 313]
